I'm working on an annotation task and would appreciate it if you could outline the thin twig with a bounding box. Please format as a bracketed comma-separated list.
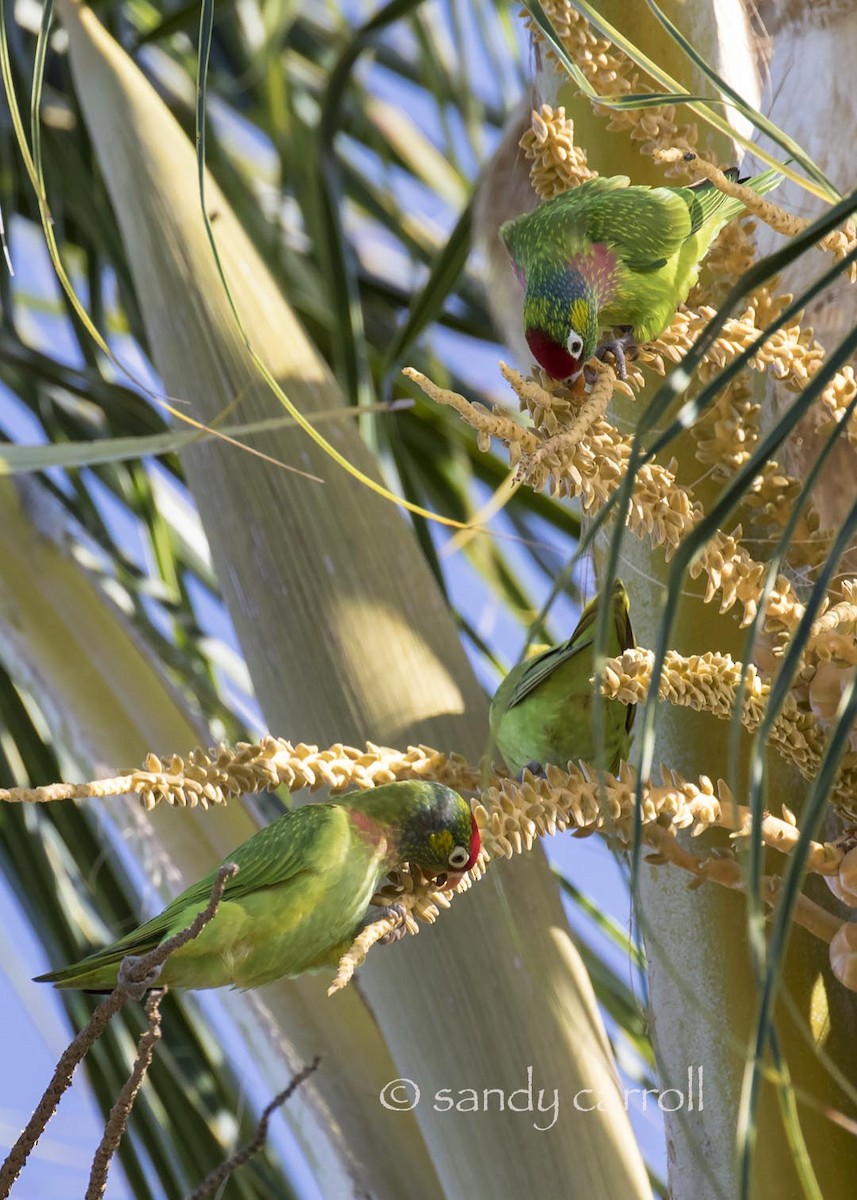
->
[183, 1057, 321, 1200]
[0, 863, 237, 1200]
[0, 990, 133, 1200]
[85, 989, 165, 1200]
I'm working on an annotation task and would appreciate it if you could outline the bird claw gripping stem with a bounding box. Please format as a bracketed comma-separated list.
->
[117, 955, 164, 1000]
[593, 327, 636, 382]
[518, 761, 548, 782]
[365, 903, 410, 945]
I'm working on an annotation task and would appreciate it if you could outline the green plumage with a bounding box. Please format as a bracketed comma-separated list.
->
[500, 167, 782, 376]
[489, 581, 636, 775]
[35, 780, 477, 991]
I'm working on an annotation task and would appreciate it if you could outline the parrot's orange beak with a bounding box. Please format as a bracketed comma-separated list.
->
[439, 871, 465, 891]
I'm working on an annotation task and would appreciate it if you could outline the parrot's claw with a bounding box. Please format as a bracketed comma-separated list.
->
[118, 954, 163, 998]
[366, 903, 409, 945]
[518, 761, 546, 781]
[594, 327, 636, 382]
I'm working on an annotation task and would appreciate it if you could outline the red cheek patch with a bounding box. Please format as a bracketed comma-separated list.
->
[525, 327, 580, 379]
[466, 813, 481, 871]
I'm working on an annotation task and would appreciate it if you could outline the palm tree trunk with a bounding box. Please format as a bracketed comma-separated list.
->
[755, 0, 857, 533]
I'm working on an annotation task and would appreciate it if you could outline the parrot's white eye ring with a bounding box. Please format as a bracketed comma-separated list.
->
[448, 845, 470, 869]
[567, 330, 584, 359]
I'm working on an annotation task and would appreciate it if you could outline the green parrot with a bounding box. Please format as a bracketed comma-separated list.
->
[500, 166, 781, 381]
[490, 580, 635, 775]
[35, 780, 479, 991]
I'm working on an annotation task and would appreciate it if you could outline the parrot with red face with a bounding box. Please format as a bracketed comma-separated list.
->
[500, 166, 781, 382]
[35, 780, 480, 991]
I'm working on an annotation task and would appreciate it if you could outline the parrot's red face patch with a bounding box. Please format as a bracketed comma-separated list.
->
[456, 812, 480, 874]
[526, 327, 581, 380]
[467, 813, 481, 869]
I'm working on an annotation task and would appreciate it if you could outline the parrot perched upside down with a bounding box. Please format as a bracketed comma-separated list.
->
[490, 581, 636, 775]
[500, 166, 782, 382]
[35, 781, 479, 991]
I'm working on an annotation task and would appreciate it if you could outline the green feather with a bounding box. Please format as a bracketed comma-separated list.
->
[35, 780, 475, 991]
[500, 166, 783, 373]
[489, 581, 636, 775]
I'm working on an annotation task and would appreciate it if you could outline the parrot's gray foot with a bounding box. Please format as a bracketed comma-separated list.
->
[518, 761, 546, 781]
[118, 954, 163, 998]
[594, 327, 636, 382]
[365, 903, 409, 945]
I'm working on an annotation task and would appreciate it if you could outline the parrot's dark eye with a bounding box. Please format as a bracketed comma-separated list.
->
[448, 845, 470, 869]
[566, 330, 584, 359]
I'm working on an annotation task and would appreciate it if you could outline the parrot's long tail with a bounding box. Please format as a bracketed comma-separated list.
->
[688, 164, 782, 195]
[34, 944, 135, 990]
[688, 165, 782, 242]
[737, 165, 784, 196]
[727, 165, 783, 225]
[33, 960, 118, 990]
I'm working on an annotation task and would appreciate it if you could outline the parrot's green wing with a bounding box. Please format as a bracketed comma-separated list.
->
[580, 168, 782, 272]
[501, 167, 782, 280]
[490, 582, 636, 775]
[569, 169, 764, 270]
[36, 804, 346, 982]
[499, 175, 630, 272]
[504, 635, 594, 709]
[503, 588, 602, 709]
[502, 582, 634, 710]
[167, 804, 340, 906]
[578, 186, 695, 271]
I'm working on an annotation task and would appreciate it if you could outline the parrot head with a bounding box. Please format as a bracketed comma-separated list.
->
[523, 268, 599, 382]
[398, 782, 481, 890]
